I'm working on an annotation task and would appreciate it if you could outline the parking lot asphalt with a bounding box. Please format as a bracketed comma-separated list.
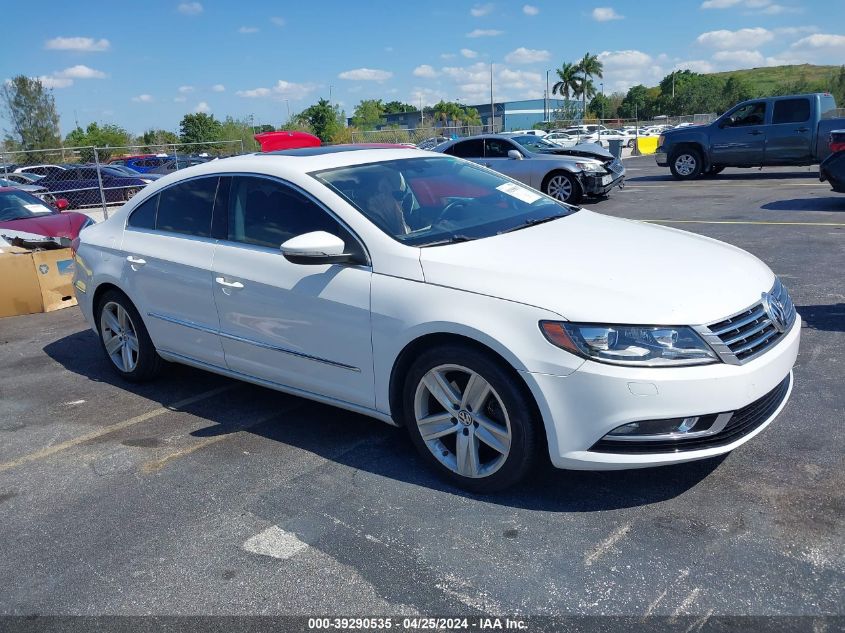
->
[0, 156, 842, 619]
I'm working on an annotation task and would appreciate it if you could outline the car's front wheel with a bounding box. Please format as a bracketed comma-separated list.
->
[403, 345, 539, 492]
[96, 290, 162, 382]
[124, 187, 140, 201]
[543, 171, 582, 205]
[669, 148, 703, 180]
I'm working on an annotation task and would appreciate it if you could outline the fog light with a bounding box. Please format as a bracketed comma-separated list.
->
[605, 415, 714, 439]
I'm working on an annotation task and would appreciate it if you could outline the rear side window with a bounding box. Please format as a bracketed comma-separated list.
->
[156, 177, 218, 237]
[484, 139, 517, 158]
[445, 139, 484, 158]
[127, 195, 158, 229]
[772, 99, 811, 124]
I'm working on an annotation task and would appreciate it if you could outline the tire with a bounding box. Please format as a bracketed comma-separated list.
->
[627, 139, 635, 148]
[96, 289, 162, 382]
[402, 344, 540, 493]
[669, 148, 703, 180]
[124, 187, 140, 201]
[543, 171, 582, 205]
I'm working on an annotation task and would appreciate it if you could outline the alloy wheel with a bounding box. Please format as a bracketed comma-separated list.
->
[674, 154, 697, 176]
[100, 301, 140, 372]
[413, 364, 512, 479]
[546, 174, 573, 202]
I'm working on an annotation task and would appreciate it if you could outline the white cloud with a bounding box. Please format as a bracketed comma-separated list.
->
[440, 62, 542, 103]
[413, 64, 438, 78]
[409, 87, 441, 108]
[592, 7, 624, 22]
[504, 47, 550, 64]
[696, 27, 773, 49]
[790, 33, 845, 50]
[56, 65, 106, 79]
[338, 68, 393, 81]
[758, 4, 801, 14]
[174, 96, 187, 103]
[470, 3, 494, 16]
[700, 0, 798, 12]
[177, 2, 203, 15]
[238, 26, 259, 34]
[132, 94, 154, 103]
[236, 80, 317, 100]
[38, 76, 73, 89]
[523, 4, 539, 15]
[195, 101, 211, 113]
[712, 49, 766, 68]
[211, 84, 225, 92]
[700, 0, 742, 7]
[440, 53, 457, 59]
[461, 48, 479, 59]
[466, 29, 503, 38]
[673, 59, 717, 73]
[178, 85, 194, 93]
[597, 50, 666, 92]
[270, 16, 286, 27]
[44, 36, 110, 52]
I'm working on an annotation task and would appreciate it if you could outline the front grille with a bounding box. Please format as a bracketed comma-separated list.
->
[701, 278, 796, 365]
[590, 374, 791, 454]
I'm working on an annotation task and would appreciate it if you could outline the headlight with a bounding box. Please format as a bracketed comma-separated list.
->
[658, 134, 665, 146]
[575, 161, 605, 173]
[540, 321, 719, 367]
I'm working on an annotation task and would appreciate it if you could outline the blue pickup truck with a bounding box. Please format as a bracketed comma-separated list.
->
[656, 93, 845, 179]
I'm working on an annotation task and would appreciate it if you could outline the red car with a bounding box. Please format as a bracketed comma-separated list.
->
[0, 187, 92, 240]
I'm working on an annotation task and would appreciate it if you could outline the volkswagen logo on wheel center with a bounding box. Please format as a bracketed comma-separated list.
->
[761, 291, 788, 333]
[457, 410, 474, 425]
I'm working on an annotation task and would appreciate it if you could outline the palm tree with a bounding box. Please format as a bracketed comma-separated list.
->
[551, 62, 580, 100]
[576, 53, 604, 120]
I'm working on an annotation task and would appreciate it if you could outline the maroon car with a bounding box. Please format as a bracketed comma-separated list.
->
[0, 187, 92, 240]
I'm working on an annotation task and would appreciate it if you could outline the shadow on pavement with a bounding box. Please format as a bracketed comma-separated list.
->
[627, 170, 820, 183]
[798, 304, 845, 332]
[44, 329, 723, 513]
[761, 197, 845, 212]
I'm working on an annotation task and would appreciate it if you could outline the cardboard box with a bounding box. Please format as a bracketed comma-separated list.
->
[0, 247, 77, 318]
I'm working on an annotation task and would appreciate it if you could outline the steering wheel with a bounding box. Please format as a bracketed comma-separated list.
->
[434, 199, 471, 225]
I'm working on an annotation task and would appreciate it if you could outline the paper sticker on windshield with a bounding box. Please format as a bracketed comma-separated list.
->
[496, 182, 542, 204]
[24, 203, 52, 214]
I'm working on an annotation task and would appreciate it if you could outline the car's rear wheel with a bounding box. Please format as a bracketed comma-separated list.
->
[96, 290, 162, 382]
[403, 345, 539, 492]
[124, 187, 139, 201]
[627, 139, 635, 148]
[543, 171, 582, 205]
[669, 148, 703, 180]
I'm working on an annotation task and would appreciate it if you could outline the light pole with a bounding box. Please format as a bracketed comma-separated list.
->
[545, 69, 551, 125]
[329, 85, 333, 107]
[284, 99, 290, 121]
[600, 82, 604, 121]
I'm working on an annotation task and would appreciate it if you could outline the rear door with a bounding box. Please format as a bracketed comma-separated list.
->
[120, 176, 225, 367]
[211, 175, 374, 407]
[710, 101, 768, 166]
[765, 97, 814, 165]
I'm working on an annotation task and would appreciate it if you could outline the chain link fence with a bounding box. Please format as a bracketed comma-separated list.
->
[1, 140, 246, 219]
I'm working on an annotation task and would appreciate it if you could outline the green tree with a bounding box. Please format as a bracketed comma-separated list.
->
[1, 75, 61, 152]
[350, 99, 386, 130]
[64, 122, 132, 160]
[575, 53, 604, 118]
[139, 129, 179, 147]
[432, 100, 465, 127]
[588, 93, 610, 119]
[830, 66, 845, 109]
[297, 98, 343, 141]
[179, 112, 223, 145]
[721, 76, 754, 111]
[618, 84, 656, 120]
[551, 62, 580, 100]
[383, 100, 415, 114]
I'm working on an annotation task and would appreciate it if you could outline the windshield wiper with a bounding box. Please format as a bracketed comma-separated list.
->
[497, 214, 564, 235]
[419, 234, 476, 247]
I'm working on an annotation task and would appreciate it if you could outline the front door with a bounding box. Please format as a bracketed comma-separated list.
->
[710, 101, 768, 167]
[482, 138, 538, 187]
[211, 175, 375, 408]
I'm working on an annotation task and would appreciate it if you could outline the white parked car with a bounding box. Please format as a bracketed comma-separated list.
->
[543, 132, 579, 148]
[73, 147, 800, 491]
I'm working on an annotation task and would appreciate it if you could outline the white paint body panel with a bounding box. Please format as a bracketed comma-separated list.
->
[73, 149, 799, 471]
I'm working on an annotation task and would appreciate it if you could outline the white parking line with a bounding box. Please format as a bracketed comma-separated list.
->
[584, 523, 631, 566]
[243, 525, 308, 560]
[0, 385, 234, 473]
[643, 220, 845, 227]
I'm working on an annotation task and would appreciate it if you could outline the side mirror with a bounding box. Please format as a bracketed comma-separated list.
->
[280, 231, 360, 265]
[507, 150, 523, 160]
[54, 198, 69, 211]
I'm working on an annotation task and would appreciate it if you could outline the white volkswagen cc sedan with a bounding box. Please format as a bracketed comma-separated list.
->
[73, 147, 800, 492]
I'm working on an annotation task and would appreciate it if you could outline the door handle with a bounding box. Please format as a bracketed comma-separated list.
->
[126, 255, 146, 266]
[795, 127, 809, 133]
[215, 277, 244, 289]
[747, 130, 763, 136]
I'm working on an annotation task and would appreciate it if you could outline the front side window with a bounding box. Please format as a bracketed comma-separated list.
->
[314, 156, 576, 247]
[445, 139, 484, 158]
[484, 138, 518, 158]
[725, 102, 767, 127]
[772, 98, 810, 124]
[156, 176, 218, 237]
[225, 176, 343, 249]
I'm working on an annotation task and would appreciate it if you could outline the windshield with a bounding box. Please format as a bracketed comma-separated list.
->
[510, 136, 559, 151]
[0, 190, 55, 221]
[313, 156, 576, 247]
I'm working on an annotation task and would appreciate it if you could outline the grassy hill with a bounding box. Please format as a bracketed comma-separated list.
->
[709, 64, 840, 96]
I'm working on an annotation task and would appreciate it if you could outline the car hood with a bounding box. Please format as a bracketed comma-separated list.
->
[535, 142, 613, 160]
[418, 209, 774, 325]
[0, 213, 79, 239]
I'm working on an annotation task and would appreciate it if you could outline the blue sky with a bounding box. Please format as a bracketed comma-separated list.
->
[1, 0, 843, 135]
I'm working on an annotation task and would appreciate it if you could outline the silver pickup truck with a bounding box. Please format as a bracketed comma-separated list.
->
[656, 93, 845, 179]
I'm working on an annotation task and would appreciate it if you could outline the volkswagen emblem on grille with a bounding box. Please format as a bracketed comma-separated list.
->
[761, 291, 788, 333]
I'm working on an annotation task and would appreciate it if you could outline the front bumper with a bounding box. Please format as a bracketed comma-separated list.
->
[521, 315, 801, 470]
[581, 160, 626, 196]
[655, 150, 668, 166]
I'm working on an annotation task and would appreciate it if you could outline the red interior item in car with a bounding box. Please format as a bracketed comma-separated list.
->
[254, 131, 322, 152]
